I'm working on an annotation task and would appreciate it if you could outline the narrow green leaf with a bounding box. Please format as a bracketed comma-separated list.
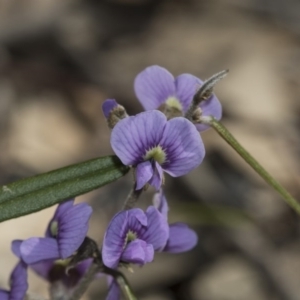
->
[0, 156, 129, 222]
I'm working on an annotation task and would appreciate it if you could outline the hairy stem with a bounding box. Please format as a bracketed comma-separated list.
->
[202, 116, 300, 215]
[123, 182, 143, 210]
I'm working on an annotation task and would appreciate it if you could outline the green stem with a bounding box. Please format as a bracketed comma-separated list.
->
[206, 117, 300, 216]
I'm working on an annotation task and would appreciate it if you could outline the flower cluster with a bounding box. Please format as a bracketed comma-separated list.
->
[1, 65, 222, 300]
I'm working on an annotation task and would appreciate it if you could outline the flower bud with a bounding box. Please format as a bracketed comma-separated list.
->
[102, 99, 128, 129]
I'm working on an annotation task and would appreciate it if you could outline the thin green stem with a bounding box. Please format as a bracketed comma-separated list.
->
[204, 116, 300, 216]
[123, 171, 143, 210]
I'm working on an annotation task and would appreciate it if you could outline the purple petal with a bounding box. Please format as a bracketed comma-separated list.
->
[0, 291, 9, 300]
[76, 258, 93, 278]
[20, 237, 60, 264]
[139, 206, 169, 251]
[131, 209, 148, 227]
[164, 223, 198, 253]
[56, 203, 92, 259]
[175, 74, 201, 112]
[134, 65, 176, 110]
[136, 161, 154, 190]
[9, 261, 28, 300]
[106, 279, 120, 300]
[148, 162, 163, 191]
[152, 190, 169, 219]
[46, 199, 75, 237]
[111, 110, 167, 166]
[121, 239, 154, 265]
[102, 99, 118, 119]
[102, 210, 130, 269]
[30, 260, 54, 280]
[161, 117, 205, 176]
[196, 95, 222, 131]
[11, 240, 22, 258]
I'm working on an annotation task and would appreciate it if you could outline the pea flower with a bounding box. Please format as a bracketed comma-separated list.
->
[102, 206, 169, 269]
[134, 65, 222, 131]
[17, 199, 93, 264]
[0, 261, 28, 300]
[111, 110, 205, 190]
[153, 190, 198, 253]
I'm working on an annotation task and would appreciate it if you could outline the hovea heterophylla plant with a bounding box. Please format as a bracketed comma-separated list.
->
[1, 65, 299, 300]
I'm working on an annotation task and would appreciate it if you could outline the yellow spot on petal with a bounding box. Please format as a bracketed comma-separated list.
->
[123, 230, 138, 249]
[50, 221, 58, 237]
[144, 146, 166, 165]
[166, 97, 183, 112]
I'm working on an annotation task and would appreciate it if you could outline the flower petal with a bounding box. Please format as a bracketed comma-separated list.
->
[121, 239, 154, 265]
[11, 240, 22, 258]
[0, 291, 9, 300]
[57, 203, 92, 259]
[45, 199, 75, 237]
[102, 99, 118, 119]
[161, 117, 205, 176]
[102, 210, 129, 269]
[164, 223, 198, 253]
[106, 279, 120, 300]
[30, 260, 54, 281]
[20, 237, 60, 264]
[139, 206, 169, 251]
[76, 258, 93, 279]
[134, 65, 176, 110]
[175, 74, 201, 112]
[148, 162, 163, 191]
[9, 261, 28, 300]
[136, 161, 154, 190]
[196, 95, 222, 131]
[152, 190, 169, 219]
[111, 110, 167, 165]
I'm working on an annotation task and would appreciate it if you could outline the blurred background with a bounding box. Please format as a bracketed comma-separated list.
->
[1, 0, 300, 299]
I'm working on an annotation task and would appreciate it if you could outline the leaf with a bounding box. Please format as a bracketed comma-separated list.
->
[0, 156, 129, 222]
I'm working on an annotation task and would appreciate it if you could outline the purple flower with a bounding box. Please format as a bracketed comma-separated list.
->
[102, 206, 169, 269]
[18, 199, 93, 264]
[134, 65, 222, 131]
[0, 261, 28, 300]
[153, 190, 198, 253]
[111, 110, 205, 190]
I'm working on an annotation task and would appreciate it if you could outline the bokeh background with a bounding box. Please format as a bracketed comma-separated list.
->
[1, 0, 300, 299]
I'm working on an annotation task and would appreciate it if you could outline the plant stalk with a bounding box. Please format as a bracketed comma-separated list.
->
[204, 116, 300, 216]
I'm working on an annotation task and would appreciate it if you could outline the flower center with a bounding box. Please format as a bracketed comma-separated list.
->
[50, 221, 58, 237]
[165, 97, 183, 112]
[124, 230, 137, 249]
[144, 145, 166, 165]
